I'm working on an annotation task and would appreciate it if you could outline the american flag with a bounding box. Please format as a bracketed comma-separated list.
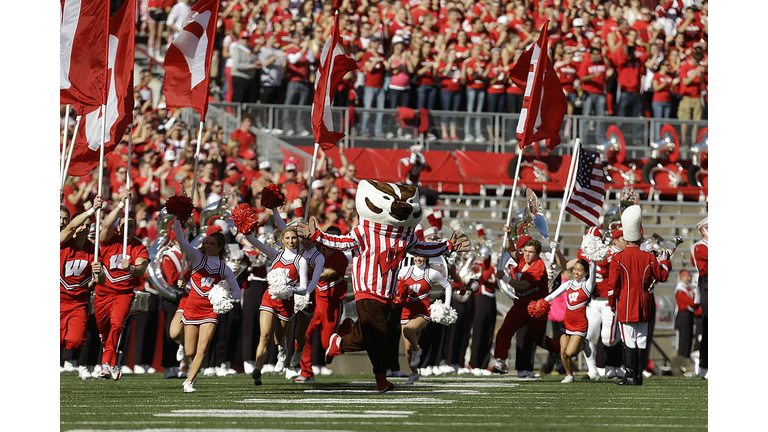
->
[565, 149, 605, 227]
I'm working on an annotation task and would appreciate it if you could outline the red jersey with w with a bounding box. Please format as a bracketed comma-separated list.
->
[98, 236, 149, 294]
[311, 220, 451, 304]
[316, 250, 349, 301]
[60, 239, 95, 301]
[189, 255, 226, 298]
[271, 249, 301, 290]
[399, 266, 433, 309]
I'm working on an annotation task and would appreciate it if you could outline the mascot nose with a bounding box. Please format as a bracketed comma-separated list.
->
[399, 203, 411, 212]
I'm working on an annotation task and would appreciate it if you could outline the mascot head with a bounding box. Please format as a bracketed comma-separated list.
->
[355, 180, 422, 228]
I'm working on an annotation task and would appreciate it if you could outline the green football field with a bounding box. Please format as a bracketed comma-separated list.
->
[60, 371, 708, 431]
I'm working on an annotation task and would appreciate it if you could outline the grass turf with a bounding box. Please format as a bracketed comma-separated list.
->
[60, 372, 707, 431]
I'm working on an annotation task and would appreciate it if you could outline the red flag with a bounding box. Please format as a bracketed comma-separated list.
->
[163, 0, 220, 117]
[67, 0, 135, 177]
[565, 149, 606, 227]
[311, 12, 360, 150]
[60, 0, 109, 106]
[509, 21, 567, 150]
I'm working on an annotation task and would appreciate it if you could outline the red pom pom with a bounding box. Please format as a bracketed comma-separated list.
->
[165, 194, 195, 222]
[261, 183, 286, 209]
[231, 203, 259, 235]
[393, 279, 409, 305]
[527, 299, 551, 320]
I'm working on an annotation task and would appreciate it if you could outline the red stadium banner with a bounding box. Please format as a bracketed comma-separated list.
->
[67, 0, 135, 177]
[163, 0, 221, 117]
[311, 12, 360, 150]
[508, 20, 567, 150]
[60, 0, 109, 106]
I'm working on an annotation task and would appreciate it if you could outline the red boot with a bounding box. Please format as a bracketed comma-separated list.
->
[375, 372, 395, 393]
[325, 333, 342, 364]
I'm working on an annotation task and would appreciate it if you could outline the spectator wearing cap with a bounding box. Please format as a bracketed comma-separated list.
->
[238, 148, 260, 201]
[230, 29, 260, 103]
[386, 35, 413, 112]
[564, 18, 590, 53]
[278, 157, 306, 210]
[359, 36, 387, 138]
[230, 113, 257, 158]
[256, 33, 287, 108]
[282, 30, 315, 137]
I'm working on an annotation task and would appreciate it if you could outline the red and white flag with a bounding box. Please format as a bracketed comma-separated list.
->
[509, 21, 567, 150]
[565, 148, 605, 227]
[311, 12, 360, 150]
[67, 0, 135, 177]
[163, 0, 220, 117]
[60, 0, 109, 106]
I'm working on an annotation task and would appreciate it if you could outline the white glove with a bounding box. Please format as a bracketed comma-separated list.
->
[550, 240, 559, 251]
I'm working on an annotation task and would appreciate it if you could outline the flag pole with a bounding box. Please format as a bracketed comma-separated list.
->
[550, 138, 581, 262]
[61, 104, 72, 185]
[304, 142, 321, 221]
[189, 115, 205, 206]
[500, 145, 525, 255]
[94, 104, 107, 262]
[61, 115, 83, 190]
[123, 121, 134, 256]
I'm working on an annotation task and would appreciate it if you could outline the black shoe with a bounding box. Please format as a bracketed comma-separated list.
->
[252, 368, 262, 386]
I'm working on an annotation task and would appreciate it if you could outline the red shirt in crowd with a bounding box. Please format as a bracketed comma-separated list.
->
[677, 60, 703, 98]
[437, 61, 463, 92]
[578, 56, 607, 94]
[556, 62, 578, 94]
[361, 51, 386, 87]
[652, 72, 673, 103]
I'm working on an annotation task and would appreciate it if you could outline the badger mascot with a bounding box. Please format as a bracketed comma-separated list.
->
[297, 180, 469, 392]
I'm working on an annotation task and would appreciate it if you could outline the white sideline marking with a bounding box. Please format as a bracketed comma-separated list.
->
[67, 429, 331, 432]
[155, 409, 412, 419]
[303, 388, 482, 395]
[239, 397, 452, 405]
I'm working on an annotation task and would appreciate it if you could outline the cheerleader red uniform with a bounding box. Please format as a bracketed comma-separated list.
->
[260, 249, 302, 322]
[94, 235, 149, 367]
[397, 264, 450, 324]
[173, 220, 240, 325]
[60, 238, 95, 350]
[546, 262, 596, 337]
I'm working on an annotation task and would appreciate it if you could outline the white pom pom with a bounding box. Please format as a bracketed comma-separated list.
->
[267, 267, 293, 300]
[430, 300, 458, 326]
[294, 294, 310, 312]
[580, 234, 609, 262]
[208, 284, 234, 315]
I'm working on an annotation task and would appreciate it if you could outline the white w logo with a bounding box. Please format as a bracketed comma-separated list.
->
[64, 260, 88, 277]
[200, 277, 215, 288]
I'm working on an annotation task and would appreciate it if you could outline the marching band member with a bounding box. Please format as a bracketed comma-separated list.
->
[297, 226, 350, 383]
[397, 255, 453, 385]
[467, 244, 497, 375]
[608, 205, 671, 386]
[173, 218, 241, 392]
[692, 217, 708, 379]
[579, 226, 625, 380]
[60, 196, 104, 380]
[95, 190, 149, 380]
[543, 259, 597, 383]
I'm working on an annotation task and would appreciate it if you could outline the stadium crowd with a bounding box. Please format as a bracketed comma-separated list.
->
[137, 0, 708, 142]
[60, 0, 708, 389]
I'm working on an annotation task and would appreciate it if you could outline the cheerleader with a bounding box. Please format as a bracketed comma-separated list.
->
[544, 259, 597, 383]
[397, 255, 453, 385]
[173, 219, 241, 393]
[245, 227, 313, 386]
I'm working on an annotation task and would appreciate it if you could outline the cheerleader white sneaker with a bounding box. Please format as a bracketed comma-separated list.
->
[183, 380, 196, 393]
[176, 345, 186, 362]
[243, 360, 256, 375]
[409, 347, 422, 367]
[78, 365, 92, 380]
[405, 372, 420, 385]
[134, 364, 147, 374]
[561, 375, 575, 383]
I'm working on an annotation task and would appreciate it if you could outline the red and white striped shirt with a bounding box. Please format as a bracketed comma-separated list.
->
[310, 220, 453, 304]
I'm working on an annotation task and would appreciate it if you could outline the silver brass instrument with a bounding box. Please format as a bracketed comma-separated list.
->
[688, 139, 708, 187]
[602, 205, 623, 240]
[649, 162, 685, 188]
[146, 208, 185, 301]
[641, 233, 684, 258]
